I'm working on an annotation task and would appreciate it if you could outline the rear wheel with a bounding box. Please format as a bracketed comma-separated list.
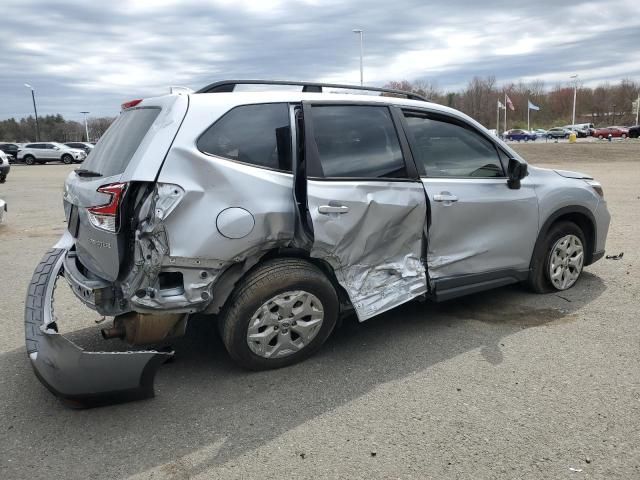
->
[598, 135, 604, 140]
[62, 154, 73, 164]
[528, 221, 586, 293]
[622, 134, 627, 139]
[220, 258, 339, 370]
[24, 155, 35, 165]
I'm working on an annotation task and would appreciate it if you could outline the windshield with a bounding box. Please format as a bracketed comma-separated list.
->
[80, 107, 160, 178]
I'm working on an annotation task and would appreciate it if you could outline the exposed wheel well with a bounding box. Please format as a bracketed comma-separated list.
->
[532, 209, 596, 268]
[207, 247, 352, 316]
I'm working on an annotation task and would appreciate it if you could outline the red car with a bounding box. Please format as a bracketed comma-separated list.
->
[593, 126, 629, 139]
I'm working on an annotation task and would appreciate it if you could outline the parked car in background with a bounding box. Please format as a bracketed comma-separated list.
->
[564, 125, 589, 138]
[504, 129, 537, 141]
[64, 142, 94, 154]
[0, 143, 21, 162]
[628, 125, 640, 138]
[0, 198, 6, 224]
[592, 127, 628, 139]
[533, 128, 547, 137]
[546, 127, 573, 139]
[0, 150, 10, 183]
[17, 142, 86, 165]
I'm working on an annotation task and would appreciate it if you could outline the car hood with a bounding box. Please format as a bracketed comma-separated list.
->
[554, 169, 593, 180]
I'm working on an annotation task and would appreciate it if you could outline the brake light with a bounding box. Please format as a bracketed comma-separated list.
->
[87, 183, 127, 232]
[121, 99, 143, 110]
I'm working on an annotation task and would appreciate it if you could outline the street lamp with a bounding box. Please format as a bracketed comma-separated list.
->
[570, 74, 578, 126]
[352, 29, 364, 86]
[24, 83, 40, 141]
[80, 111, 90, 142]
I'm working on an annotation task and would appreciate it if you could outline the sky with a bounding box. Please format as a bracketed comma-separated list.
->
[1, 0, 639, 122]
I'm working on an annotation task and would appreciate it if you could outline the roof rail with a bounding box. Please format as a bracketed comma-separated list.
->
[196, 80, 428, 102]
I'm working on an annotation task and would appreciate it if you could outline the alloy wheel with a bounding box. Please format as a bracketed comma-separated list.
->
[246, 290, 324, 359]
[549, 234, 584, 290]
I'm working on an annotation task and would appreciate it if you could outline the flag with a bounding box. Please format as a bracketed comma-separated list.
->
[505, 95, 515, 111]
[497, 100, 505, 109]
[528, 100, 540, 111]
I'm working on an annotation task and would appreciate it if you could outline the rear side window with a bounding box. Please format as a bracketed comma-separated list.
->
[309, 105, 406, 179]
[403, 112, 504, 178]
[197, 103, 292, 172]
[81, 107, 160, 177]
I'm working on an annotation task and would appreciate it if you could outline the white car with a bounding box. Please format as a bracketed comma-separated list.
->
[0, 198, 6, 224]
[17, 142, 86, 165]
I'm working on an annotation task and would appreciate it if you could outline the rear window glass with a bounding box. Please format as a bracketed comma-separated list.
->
[197, 103, 292, 171]
[82, 107, 160, 177]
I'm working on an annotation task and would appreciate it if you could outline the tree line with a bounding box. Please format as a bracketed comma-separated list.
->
[0, 114, 115, 143]
[385, 78, 639, 130]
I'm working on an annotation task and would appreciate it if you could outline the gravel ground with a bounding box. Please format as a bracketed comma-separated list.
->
[0, 142, 638, 479]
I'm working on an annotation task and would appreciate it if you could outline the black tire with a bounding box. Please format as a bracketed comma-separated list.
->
[0, 175, 5, 183]
[62, 154, 73, 164]
[622, 134, 627, 139]
[528, 221, 586, 293]
[220, 258, 339, 370]
[24, 155, 35, 165]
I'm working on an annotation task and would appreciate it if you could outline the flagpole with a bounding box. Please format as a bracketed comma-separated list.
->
[527, 100, 530, 131]
[636, 94, 639, 126]
[497, 100, 500, 135]
[504, 93, 507, 133]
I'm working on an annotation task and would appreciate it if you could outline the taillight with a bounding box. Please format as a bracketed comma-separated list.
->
[87, 183, 127, 233]
[121, 99, 143, 110]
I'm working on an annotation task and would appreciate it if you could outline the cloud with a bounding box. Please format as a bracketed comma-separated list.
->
[0, 0, 638, 121]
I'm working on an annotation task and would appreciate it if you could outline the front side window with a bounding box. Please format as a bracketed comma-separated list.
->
[309, 105, 406, 179]
[197, 103, 292, 172]
[403, 112, 504, 178]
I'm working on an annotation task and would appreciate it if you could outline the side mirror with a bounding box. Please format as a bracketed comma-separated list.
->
[507, 158, 528, 189]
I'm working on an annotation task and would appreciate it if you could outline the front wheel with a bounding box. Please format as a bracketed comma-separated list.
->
[622, 134, 627, 139]
[220, 258, 339, 370]
[62, 154, 73, 164]
[24, 155, 35, 165]
[528, 221, 586, 293]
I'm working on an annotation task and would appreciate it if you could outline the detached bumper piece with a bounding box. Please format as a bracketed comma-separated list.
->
[24, 248, 173, 408]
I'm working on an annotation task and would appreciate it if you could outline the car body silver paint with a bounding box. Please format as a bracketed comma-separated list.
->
[422, 176, 539, 279]
[216, 207, 255, 239]
[554, 169, 594, 180]
[307, 179, 427, 321]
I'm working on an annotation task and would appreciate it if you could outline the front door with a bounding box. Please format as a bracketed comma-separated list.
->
[298, 103, 428, 321]
[400, 109, 539, 286]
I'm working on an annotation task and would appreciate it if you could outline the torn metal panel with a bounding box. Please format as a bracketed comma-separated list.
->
[25, 248, 172, 408]
[307, 180, 428, 321]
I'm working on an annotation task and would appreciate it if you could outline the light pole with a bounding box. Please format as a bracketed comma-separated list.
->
[24, 83, 40, 141]
[352, 29, 364, 86]
[80, 111, 90, 142]
[570, 74, 578, 126]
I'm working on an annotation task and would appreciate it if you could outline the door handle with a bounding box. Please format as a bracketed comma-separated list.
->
[318, 205, 350, 214]
[433, 193, 458, 203]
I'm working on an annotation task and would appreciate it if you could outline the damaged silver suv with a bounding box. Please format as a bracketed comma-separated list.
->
[25, 80, 610, 406]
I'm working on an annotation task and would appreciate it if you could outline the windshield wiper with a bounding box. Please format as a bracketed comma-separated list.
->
[75, 168, 103, 178]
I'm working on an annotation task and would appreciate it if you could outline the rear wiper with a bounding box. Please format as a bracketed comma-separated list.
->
[75, 168, 103, 178]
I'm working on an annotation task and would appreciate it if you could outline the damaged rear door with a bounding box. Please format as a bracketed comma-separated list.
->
[298, 102, 428, 321]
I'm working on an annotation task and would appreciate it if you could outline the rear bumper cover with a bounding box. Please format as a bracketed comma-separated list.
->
[25, 242, 173, 408]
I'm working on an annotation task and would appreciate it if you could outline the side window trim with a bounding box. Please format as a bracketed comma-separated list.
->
[302, 102, 415, 182]
[401, 108, 506, 179]
[195, 102, 294, 175]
